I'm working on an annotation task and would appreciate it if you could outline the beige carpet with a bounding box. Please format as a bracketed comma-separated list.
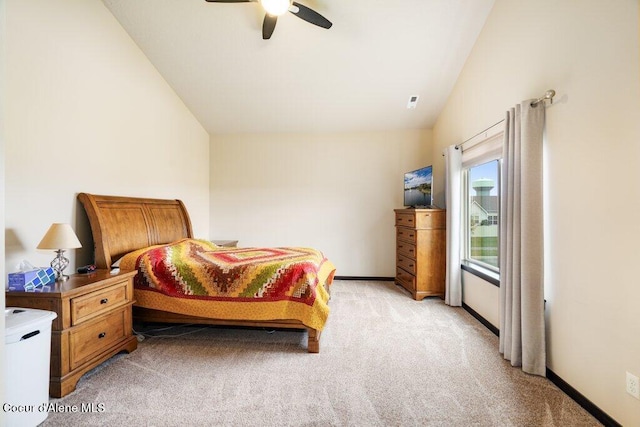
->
[42, 280, 600, 426]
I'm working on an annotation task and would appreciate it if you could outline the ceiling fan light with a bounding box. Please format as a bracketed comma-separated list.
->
[261, 0, 290, 16]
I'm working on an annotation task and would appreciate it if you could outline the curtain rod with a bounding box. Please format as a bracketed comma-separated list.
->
[454, 119, 505, 150]
[449, 89, 556, 152]
[530, 89, 556, 107]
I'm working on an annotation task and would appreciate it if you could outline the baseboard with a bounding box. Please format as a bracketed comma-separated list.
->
[461, 304, 621, 427]
[546, 369, 621, 427]
[334, 276, 395, 281]
[462, 303, 499, 336]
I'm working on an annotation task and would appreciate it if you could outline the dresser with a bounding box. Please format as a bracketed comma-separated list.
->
[6, 270, 138, 397]
[394, 208, 446, 300]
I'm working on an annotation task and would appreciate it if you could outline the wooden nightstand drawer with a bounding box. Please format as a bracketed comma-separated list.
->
[71, 281, 128, 325]
[397, 240, 417, 258]
[395, 267, 415, 292]
[69, 308, 127, 370]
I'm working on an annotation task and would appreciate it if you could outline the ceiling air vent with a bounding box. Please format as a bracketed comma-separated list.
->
[407, 95, 419, 109]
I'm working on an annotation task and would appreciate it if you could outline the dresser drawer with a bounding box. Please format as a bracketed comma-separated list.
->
[396, 227, 417, 244]
[395, 213, 416, 228]
[397, 240, 417, 258]
[71, 281, 128, 325]
[69, 308, 127, 370]
[397, 254, 416, 274]
[412, 210, 445, 229]
[396, 267, 415, 292]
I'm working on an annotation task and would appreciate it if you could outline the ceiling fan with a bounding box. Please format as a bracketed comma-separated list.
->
[205, 0, 332, 40]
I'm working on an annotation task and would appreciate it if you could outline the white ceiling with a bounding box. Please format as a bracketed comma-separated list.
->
[102, 0, 494, 135]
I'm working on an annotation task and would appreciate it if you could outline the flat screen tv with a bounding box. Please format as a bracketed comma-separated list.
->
[404, 165, 433, 208]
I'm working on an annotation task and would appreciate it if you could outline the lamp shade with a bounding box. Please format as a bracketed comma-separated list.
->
[37, 223, 82, 250]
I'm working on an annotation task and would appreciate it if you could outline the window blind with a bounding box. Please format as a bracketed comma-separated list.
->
[461, 124, 504, 169]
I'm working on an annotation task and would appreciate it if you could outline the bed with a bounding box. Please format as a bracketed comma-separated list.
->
[77, 193, 335, 353]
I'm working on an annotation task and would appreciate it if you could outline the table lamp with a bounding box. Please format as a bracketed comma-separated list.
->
[37, 223, 82, 281]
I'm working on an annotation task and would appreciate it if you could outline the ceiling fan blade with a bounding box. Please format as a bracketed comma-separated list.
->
[204, 0, 252, 3]
[262, 14, 277, 39]
[289, 2, 332, 29]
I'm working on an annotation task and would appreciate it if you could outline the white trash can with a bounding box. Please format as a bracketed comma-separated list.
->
[4, 307, 57, 427]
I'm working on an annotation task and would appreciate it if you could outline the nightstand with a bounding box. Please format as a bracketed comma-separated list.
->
[212, 240, 239, 248]
[5, 270, 138, 397]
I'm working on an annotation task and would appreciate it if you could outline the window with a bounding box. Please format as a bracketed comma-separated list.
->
[460, 128, 503, 276]
[465, 159, 500, 270]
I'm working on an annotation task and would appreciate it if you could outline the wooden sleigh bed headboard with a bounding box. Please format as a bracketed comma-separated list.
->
[78, 193, 193, 269]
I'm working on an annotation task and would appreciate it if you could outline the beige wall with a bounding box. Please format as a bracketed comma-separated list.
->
[210, 130, 431, 277]
[433, 1, 640, 425]
[4, 0, 210, 272]
[461, 271, 499, 329]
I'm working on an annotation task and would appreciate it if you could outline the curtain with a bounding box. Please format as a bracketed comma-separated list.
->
[499, 101, 546, 376]
[444, 145, 462, 306]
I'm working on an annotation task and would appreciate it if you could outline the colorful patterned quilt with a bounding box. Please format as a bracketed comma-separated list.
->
[118, 239, 336, 330]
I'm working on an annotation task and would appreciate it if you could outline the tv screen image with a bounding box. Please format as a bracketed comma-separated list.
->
[404, 165, 433, 207]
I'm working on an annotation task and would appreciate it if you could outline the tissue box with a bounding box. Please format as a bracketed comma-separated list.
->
[8, 267, 56, 291]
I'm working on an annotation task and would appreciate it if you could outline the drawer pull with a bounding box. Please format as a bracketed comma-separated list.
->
[21, 330, 41, 341]
[100, 298, 109, 304]
[98, 332, 106, 339]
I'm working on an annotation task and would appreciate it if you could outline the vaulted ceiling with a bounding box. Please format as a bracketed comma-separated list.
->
[102, 0, 494, 134]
